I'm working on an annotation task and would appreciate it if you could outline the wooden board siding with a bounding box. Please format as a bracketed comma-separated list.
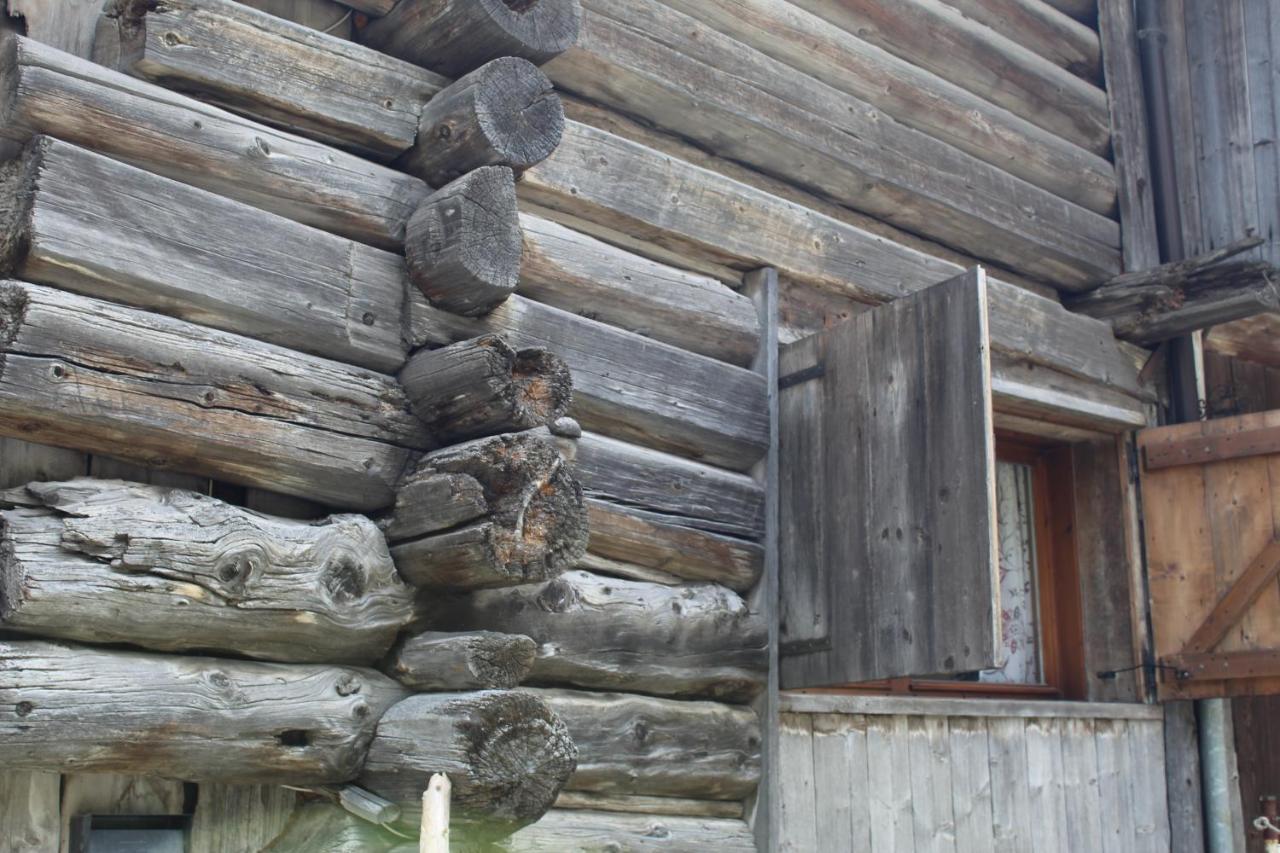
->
[776, 698, 1170, 852]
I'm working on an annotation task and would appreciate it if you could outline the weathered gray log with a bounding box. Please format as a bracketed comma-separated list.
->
[518, 214, 759, 366]
[0, 639, 409, 783]
[96, 0, 445, 160]
[384, 631, 537, 690]
[400, 336, 572, 443]
[388, 431, 587, 589]
[525, 689, 761, 800]
[404, 57, 564, 186]
[359, 0, 582, 77]
[262, 803, 405, 853]
[938, 0, 1101, 81]
[407, 291, 769, 471]
[382, 472, 487, 542]
[0, 479, 414, 663]
[0, 135, 408, 372]
[552, 792, 743, 819]
[0, 32, 427, 248]
[406, 166, 522, 316]
[499, 810, 756, 852]
[427, 570, 767, 701]
[358, 691, 577, 835]
[1067, 236, 1280, 343]
[0, 282, 427, 510]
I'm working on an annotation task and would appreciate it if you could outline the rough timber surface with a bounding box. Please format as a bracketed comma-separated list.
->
[0, 479, 415, 663]
[499, 809, 756, 852]
[0, 282, 427, 511]
[547, 0, 1120, 289]
[0, 135, 409, 372]
[426, 570, 768, 702]
[0, 32, 428, 249]
[97, 0, 445, 159]
[0, 639, 409, 783]
[384, 630, 537, 691]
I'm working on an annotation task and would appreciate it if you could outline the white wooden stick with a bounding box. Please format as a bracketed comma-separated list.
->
[420, 773, 451, 853]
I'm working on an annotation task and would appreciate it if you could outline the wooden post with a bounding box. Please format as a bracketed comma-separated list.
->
[420, 774, 451, 853]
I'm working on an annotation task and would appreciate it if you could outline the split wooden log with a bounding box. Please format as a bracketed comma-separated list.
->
[404, 57, 564, 186]
[0, 639, 409, 783]
[498, 810, 756, 852]
[407, 292, 769, 471]
[388, 431, 587, 589]
[518, 213, 760, 366]
[400, 336, 572, 443]
[359, 0, 582, 77]
[0, 479, 414, 663]
[1067, 237, 1280, 344]
[383, 472, 488, 543]
[406, 166, 522, 316]
[525, 689, 761, 800]
[0, 282, 427, 510]
[0, 32, 427, 248]
[426, 570, 767, 701]
[96, 0, 445, 160]
[0, 135, 408, 372]
[358, 691, 577, 835]
[384, 631, 537, 691]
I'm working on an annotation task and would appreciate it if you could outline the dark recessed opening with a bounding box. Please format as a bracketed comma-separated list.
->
[276, 729, 311, 748]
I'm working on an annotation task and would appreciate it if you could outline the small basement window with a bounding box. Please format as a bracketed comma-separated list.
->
[67, 815, 189, 853]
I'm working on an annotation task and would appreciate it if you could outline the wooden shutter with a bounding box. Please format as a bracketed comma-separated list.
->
[1138, 410, 1280, 700]
[779, 267, 1000, 688]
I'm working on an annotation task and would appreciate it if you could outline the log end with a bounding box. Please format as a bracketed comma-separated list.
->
[405, 166, 521, 317]
[475, 0, 582, 68]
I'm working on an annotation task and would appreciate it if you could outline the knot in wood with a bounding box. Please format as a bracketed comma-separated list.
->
[334, 672, 362, 697]
[214, 545, 263, 593]
[321, 555, 366, 604]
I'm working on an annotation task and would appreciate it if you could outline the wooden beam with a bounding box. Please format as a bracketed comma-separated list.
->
[1182, 538, 1280, 655]
[656, 0, 1115, 215]
[0, 639, 409, 783]
[1143, 424, 1280, 470]
[551, 792, 743, 819]
[357, 0, 582, 77]
[0, 479, 415, 663]
[0, 135, 408, 372]
[547, 0, 1120, 289]
[498, 810, 756, 852]
[0, 282, 427, 511]
[96, 0, 445, 159]
[1166, 649, 1280, 681]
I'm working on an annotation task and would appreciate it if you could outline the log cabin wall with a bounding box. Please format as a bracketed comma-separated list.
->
[0, 0, 1169, 851]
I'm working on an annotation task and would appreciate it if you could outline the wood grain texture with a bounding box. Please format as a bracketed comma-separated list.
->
[384, 630, 536, 691]
[789, 0, 1111, 155]
[547, 0, 1120, 289]
[518, 213, 759, 366]
[358, 691, 576, 834]
[407, 290, 769, 471]
[0, 768, 60, 853]
[261, 802, 404, 853]
[0, 639, 408, 783]
[551, 792, 742, 819]
[524, 688, 760, 801]
[498, 809, 755, 852]
[1, 135, 409, 372]
[189, 784, 298, 853]
[0, 282, 427, 510]
[780, 269, 999, 687]
[0, 478, 414, 663]
[940, 0, 1101, 79]
[656, 0, 1115, 215]
[358, 0, 581, 77]
[0, 33, 427, 249]
[97, 0, 444, 159]
[426, 570, 767, 702]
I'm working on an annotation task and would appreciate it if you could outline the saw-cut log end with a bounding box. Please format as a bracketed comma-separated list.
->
[385, 630, 538, 690]
[360, 690, 577, 835]
[400, 334, 572, 443]
[405, 166, 521, 317]
[389, 431, 588, 590]
[409, 57, 564, 186]
[360, 0, 581, 77]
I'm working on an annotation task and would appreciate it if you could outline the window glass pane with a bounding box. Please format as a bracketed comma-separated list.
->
[980, 460, 1042, 684]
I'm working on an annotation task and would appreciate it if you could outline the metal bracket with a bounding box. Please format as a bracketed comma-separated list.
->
[778, 362, 825, 390]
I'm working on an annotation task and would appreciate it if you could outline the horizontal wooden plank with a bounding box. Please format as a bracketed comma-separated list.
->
[406, 292, 769, 471]
[780, 693, 1163, 720]
[656, 0, 1115, 214]
[1166, 649, 1280, 681]
[547, 0, 1120, 288]
[551, 792, 743, 819]
[0, 32, 427, 249]
[2, 135, 408, 372]
[1143, 422, 1280, 470]
[500, 810, 756, 851]
[789, 0, 1112, 154]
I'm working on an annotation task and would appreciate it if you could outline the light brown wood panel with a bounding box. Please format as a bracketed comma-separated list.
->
[189, 785, 298, 853]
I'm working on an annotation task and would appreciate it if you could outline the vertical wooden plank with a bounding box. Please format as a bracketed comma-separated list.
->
[0, 772, 61, 853]
[1095, 718, 1138, 853]
[811, 714, 855, 853]
[907, 717, 939, 853]
[777, 714, 817, 852]
[5, 0, 100, 57]
[948, 717, 995, 853]
[1244, 0, 1280, 268]
[908, 716, 956, 853]
[1157, 0, 1205, 257]
[986, 717, 1032, 853]
[1133, 719, 1174, 853]
[867, 715, 916, 853]
[845, 714, 873, 852]
[1061, 718, 1104, 853]
[1165, 702, 1208, 853]
[59, 776, 186, 853]
[1024, 719, 1068, 853]
[188, 784, 297, 853]
[1098, 0, 1161, 269]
